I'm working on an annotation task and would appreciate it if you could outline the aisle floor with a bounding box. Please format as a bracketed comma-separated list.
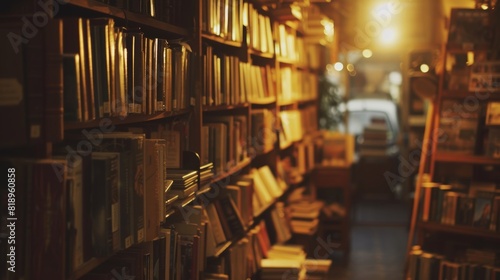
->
[327, 197, 410, 280]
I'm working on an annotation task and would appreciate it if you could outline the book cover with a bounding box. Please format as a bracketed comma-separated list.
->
[447, 8, 492, 50]
[0, 21, 28, 148]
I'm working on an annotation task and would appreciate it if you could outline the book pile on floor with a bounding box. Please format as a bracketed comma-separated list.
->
[260, 244, 332, 280]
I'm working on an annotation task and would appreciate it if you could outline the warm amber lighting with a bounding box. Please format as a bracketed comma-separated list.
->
[420, 64, 430, 73]
[334, 62, 344, 71]
[481, 3, 489, 9]
[380, 28, 397, 44]
[346, 64, 355, 72]
[362, 49, 373, 58]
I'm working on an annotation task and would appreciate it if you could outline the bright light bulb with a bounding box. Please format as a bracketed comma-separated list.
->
[362, 49, 373, 58]
[334, 62, 344, 71]
[380, 28, 397, 44]
[420, 64, 430, 73]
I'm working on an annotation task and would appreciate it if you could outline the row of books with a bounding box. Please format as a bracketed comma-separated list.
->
[202, 45, 278, 107]
[107, 162, 330, 279]
[201, 0, 244, 42]
[95, 0, 194, 27]
[251, 108, 277, 155]
[275, 23, 301, 62]
[408, 247, 500, 280]
[82, 204, 209, 280]
[246, 2, 275, 54]
[420, 182, 500, 231]
[63, 17, 193, 122]
[280, 108, 318, 147]
[279, 67, 318, 103]
[202, 115, 249, 174]
[207, 217, 331, 280]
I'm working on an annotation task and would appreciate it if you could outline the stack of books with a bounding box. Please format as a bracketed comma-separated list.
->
[166, 169, 199, 207]
[359, 123, 397, 157]
[288, 200, 324, 235]
[199, 162, 215, 191]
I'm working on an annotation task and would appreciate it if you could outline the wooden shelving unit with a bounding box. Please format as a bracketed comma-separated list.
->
[0, 0, 334, 278]
[406, 7, 500, 279]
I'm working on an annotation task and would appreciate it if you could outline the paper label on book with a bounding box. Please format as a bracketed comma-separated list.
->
[165, 130, 181, 168]
[30, 124, 41, 139]
[0, 78, 23, 106]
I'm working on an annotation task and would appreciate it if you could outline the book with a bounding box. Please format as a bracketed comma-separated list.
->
[144, 139, 163, 242]
[447, 8, 493, 50]
[486, 102, 500, 126]
[91, 152, 121, 256]
[472, 191, 495, 229]
[62, 54, 82, 122]
[437, 99, 479, 154]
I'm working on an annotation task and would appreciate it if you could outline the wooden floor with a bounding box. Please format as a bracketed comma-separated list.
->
[327, 197, 410, 280]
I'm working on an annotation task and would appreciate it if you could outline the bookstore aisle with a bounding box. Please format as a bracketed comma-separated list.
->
[328, 197, 409, 280]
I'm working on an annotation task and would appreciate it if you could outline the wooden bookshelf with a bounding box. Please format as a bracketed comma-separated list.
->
[202, 103, 250, 112]
[0, 0, 329, 277]
[417, 221, 500, 240]
[201, 33, 243, 48]
[64, 109, 192, 130]
[406, 7, 500, 279]
[433, 152, 500, 164]
[65, 0, 191, 36]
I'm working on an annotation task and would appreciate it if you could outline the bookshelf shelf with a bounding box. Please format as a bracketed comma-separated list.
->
[249, 96, 277, 106]
[64, 109, 192, 130]
[418, 221, 500, 240]
[248, 48, 274, 59]
[277, 56, 297, 65]
[201, 33, 243, 48]
[65, 0, 191, 36]
[434, 152, 500, 164]
[203, 103, 250, 112]
[441, 90, 500, 99]
[211, 157, 251, 184]
[278, 98, 296, 107]
[298, 98, 316, 106]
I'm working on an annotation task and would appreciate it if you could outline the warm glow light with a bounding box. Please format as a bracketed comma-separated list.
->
[389, 71, 402, 85]
[380, 28, 397, 44]
[346, 64, 354, 72]
[467, 51, 475, 66]
[362, 49, 373, 58]
[481, 3, 489, 9]
[420, 64, 430, 73]
[334, 62, 344, 71]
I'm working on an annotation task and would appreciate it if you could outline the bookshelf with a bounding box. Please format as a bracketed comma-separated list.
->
[0, 0, 335, 279]
[406, 7, 500, 279]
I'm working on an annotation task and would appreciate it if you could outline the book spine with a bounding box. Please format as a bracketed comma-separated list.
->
[31, 162, 67, 279]
[43, 19, 64, 142]
[91, 157, 112, 257]
[133, 137, 145, 243]
[109, 154, 121, 252]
